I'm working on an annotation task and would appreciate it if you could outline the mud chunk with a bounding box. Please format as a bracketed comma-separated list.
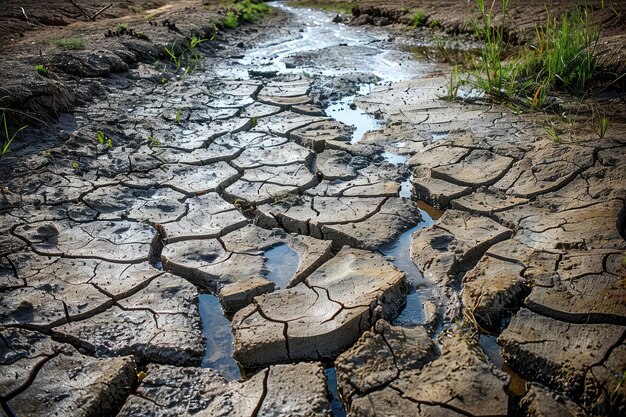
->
[232, 247, 408, 367]
[518, 384, 586, 417]
[52, 274, 204, 366]
[1, 329, 135, 417]
[350, 335, 509, 416]
[335, 320, 436, 404]
[411, 210, 512, 287]
[431, 149, 514, 187]
[118, 362, 332, 417]
[462, 255, 526, 328]
[498, 308, 625, 395]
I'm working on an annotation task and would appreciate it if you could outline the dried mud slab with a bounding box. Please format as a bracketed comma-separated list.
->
[1, 328, 135, 417]
[162, 224, 332, 312]
[411, 209, 512, 287]
[117, 362, 332, 417]
[232, 247, 408, 368]
[498, 308, 625, 395]
[349, 335, 509, 417]
[461, 255, 526, 328]
[518, 384, 586, 417]
[51, 273, 204, 366]
[335, 320, 437, 405]
[258, 196, 421, 250]
[13, 220, 156, 263]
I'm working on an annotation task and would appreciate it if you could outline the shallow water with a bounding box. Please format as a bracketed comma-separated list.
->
[325, 95, 383, 143]
[324, 367, 347, 417]
[198, 294, 240, 381]
[380, 208, 437, 327]
[264, 244, 300, 289]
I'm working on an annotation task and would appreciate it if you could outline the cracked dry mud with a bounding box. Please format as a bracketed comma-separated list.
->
[1, 2, 625, 417]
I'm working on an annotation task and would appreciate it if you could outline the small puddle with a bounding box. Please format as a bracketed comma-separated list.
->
[381, 207, 436, 327]
[478, 334, 504, 369]
[382, 151, 407, 165]
[431, 131, 449, 141]
[325, 94, 382, 144]
[399, 179, 413, 199]
[264, 244, 299, 289]
[198, 294, 240, 381]
[324, 367, 347, 417]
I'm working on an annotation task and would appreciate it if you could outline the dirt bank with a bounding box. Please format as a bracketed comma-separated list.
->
[0, 0, 275, 120]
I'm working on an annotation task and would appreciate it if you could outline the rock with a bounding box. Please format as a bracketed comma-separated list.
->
[518, 384, 586, 417]
[232, 247, 408, 367]
[498, 308, 625, 395]
[118, 362, 332, 417]
[1, 328, 135, 417]
[335, 320, 436, 404]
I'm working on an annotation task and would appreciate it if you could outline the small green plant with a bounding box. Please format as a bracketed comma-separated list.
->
[136, 32, 149, 41]
[106, 138, 113, 148]
[52, 37, 84, 50]
[96, 130, 106, 145]
[410, 9, 427, 27]
[445, 64, 460, 100]
[189, 36, 206, 49]
[429, 19, 442, 29]
[70, 160, 80, 171]
[1, 106, 27, 158]
[223, 11, 239, 28]
[599, 117, 609, 139]
[175, 109, 182, 123]
[147, 134, 160, 147]
[544, 125, 561, 144]
[35, 64, 48, 76]
[164, 45, 182, 69]
[250, 116, 258, 127]
[466, 0, 600, 110]
[129, 5, 144, 14]
[117, 23, 128, 32]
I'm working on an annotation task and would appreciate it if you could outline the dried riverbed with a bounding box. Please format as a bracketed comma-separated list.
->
[1, 2, 625, 417]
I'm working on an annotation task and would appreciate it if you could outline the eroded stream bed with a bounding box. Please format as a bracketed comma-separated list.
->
[1, 1, 625, 416]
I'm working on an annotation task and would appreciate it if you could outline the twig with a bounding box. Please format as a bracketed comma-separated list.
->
[67, 0, 91, 21]
[91, 4, 112, 20]
[20, 7, 28, 20]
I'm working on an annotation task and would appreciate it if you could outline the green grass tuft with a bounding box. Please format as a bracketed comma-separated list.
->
[52, 37, 84, 50]
[410, 9, 427, 27]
